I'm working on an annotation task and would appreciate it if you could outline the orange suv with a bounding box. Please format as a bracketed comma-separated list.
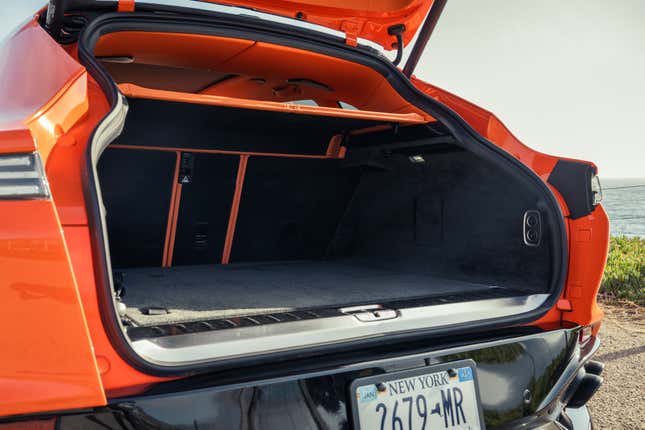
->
[0, 1, 609, 429]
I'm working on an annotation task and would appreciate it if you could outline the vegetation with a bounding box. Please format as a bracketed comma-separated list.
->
[600, 236, 644, 305]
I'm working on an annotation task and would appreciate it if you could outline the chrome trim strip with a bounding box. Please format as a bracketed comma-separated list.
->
[132, 293, 550, 365]
[537, 336, 601, 411]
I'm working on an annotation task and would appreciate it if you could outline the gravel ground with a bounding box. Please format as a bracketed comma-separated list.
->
[587, 302, 645, 429]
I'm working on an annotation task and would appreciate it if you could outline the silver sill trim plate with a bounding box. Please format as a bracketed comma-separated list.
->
[131, 293, 549, 365]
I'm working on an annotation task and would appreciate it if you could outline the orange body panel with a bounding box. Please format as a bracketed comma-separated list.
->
[411, 76, 610, 328]
[0, 201, 105, 416]
[191, 0, 433, 49]
[95, 32, 255, 70]
[120, 83, 427, 123]
[117, 0, 136, 12]
[0, 21, 82, 129]
[0, 21, 105, 417]
[0, 21, 88, 163]
[563, 207, 610, 327]
[95, 31, 429, 115]
[46, 78, 110, 227]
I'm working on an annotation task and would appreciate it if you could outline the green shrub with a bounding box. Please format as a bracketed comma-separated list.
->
[600, 236, 644, 305]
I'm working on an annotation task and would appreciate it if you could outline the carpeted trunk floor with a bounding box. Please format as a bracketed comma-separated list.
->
[119, 260, 504, 326]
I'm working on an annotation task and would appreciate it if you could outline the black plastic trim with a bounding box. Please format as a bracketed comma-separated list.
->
[133, 325, 570, 398]
[77, 9, 568, 377]
[403, 0, 447, 77]
[547, 159, 597, 219]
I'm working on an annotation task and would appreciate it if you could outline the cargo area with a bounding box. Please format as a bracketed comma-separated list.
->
[115, 262, 520, 326]
[97, 97, 556, 331]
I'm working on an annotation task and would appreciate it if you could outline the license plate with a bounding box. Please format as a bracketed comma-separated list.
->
[350, 360, 485, 430]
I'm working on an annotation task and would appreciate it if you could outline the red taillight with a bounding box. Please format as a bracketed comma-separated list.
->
[579, 325, 593, 346]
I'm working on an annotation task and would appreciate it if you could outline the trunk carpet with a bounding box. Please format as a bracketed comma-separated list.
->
[119, 260, 504, 326]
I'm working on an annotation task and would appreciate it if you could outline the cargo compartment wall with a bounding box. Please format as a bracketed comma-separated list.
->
[98, 98, 380, 269]
[328, 145, 554, 292]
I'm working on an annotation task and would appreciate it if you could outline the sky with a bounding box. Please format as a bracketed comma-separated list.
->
[1, 0, 643, 178]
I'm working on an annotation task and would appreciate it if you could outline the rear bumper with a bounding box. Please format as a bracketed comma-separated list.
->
[510, 406, 592, 430]
[1, 326, 601, 429]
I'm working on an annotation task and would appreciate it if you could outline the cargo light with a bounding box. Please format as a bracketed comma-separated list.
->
[0, 153, 50, 199]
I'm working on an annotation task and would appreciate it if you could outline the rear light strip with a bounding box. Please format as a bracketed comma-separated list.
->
[0, 153, 50, 199]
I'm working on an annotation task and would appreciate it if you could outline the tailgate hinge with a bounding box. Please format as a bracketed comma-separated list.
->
[118, 0, 135, 12]
[340, 21, 360, 47]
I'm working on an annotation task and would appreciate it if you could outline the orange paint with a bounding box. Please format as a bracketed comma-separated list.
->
[349, 124, 396, 135]
[0, 129, 35, 154]
[95, 32, 256, 71]
[94, 31, 431, 117]
[222, 155, 249, 264]
[109, 144, 342, 159]
[166, 183, 183, 267]
[560, 206, 610, 328]
[325, 135, 345, 158]
[119, 83, 427, 124]
[0, 201, 105, 417]
[162, 152, 182, 267]
[26, 71, 89, 164]
[193, 0, 434, 49]
[117, 0, 135, 12]
[47, 77, 111, 226]
[0, 21, 87, 163]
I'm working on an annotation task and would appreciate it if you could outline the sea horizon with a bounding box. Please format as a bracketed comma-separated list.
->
[601, 177, 645, 238]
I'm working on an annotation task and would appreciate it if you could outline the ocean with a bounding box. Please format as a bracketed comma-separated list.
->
[601, 178, 645, 238]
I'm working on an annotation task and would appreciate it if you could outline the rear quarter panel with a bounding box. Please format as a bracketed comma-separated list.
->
[411, 77, 610, 330]
[0, 19, 106, 417]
